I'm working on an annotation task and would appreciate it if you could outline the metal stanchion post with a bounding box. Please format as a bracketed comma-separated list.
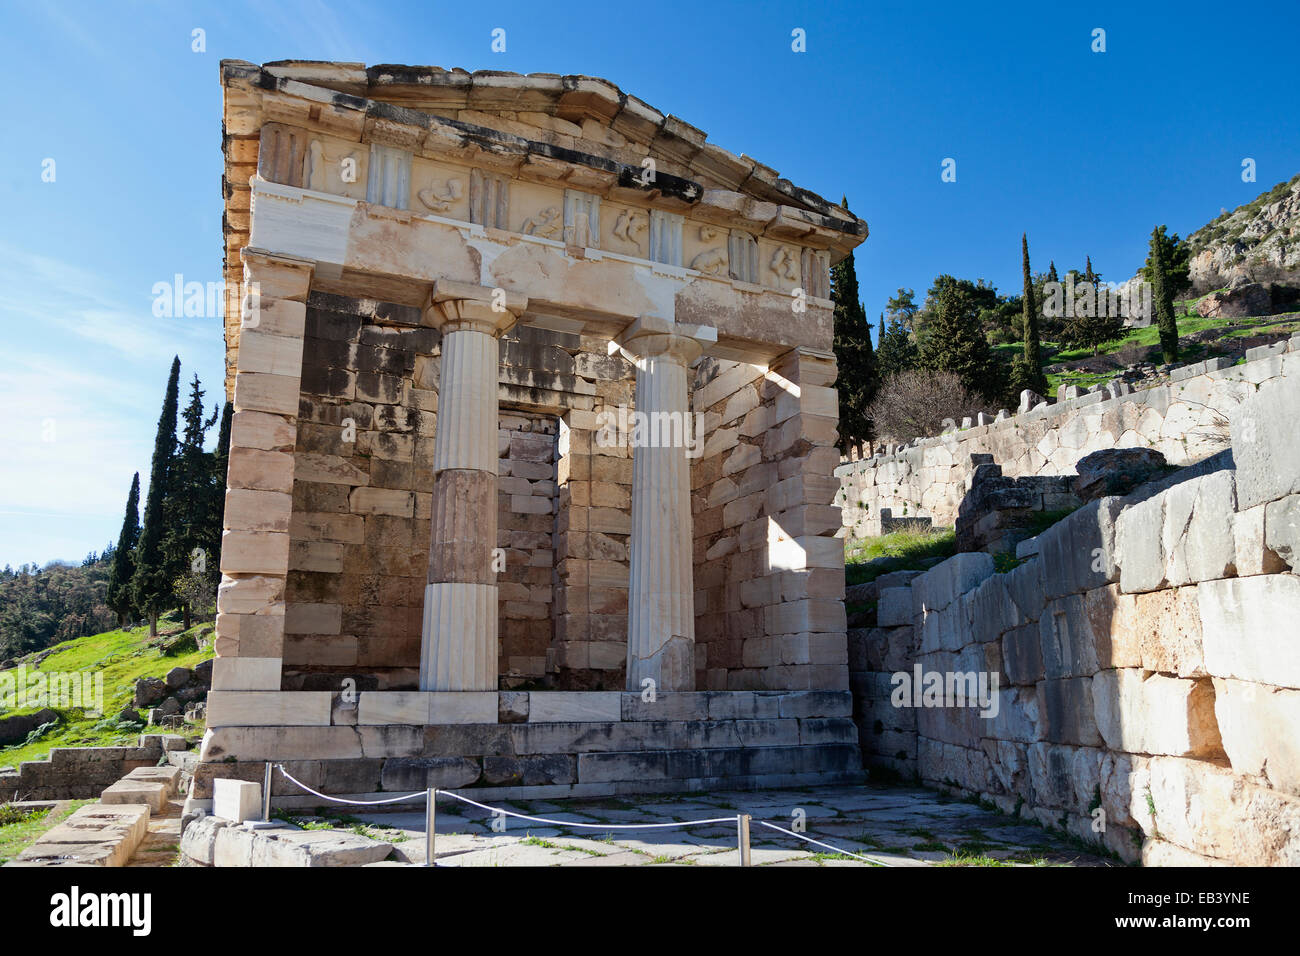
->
[425, 788, 436, 867]
[738, 814, 752, 867]
[263, 762, 273, 822]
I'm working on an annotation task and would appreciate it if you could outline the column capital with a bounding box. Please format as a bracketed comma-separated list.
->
[422, 279, 528, 336]
[610, 314, 718, 367]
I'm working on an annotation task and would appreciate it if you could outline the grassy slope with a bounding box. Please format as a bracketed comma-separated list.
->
[994, 301, 1300, 393]
[0, 612, 212, 767]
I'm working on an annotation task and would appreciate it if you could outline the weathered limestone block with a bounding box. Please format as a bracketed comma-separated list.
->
[213, 778, 262, 823]
[1027, 742, 1079, 810]
[1230, 373, 1300, 509]
[1036, 677, 1101, 746]
[910, 552, 994, 618]
[1233, 502, 1287, 576]
[1038, 594, 1101, 679]
[1139, 756, 1300, 865]
[876, 587, 913, 627]
[1162, 470, 1237, 586]
[1115, 493, 1166, 593]
[986, 686, 1041, 743]
[1038, 497, 1124, 599]
[1197, 574, 1300, 689]
[1265, 493, 1300, 570]
[1001, 621, 1043, 685]
[1213, 678, 1300, 796]
[1092, 669, 1222, 757]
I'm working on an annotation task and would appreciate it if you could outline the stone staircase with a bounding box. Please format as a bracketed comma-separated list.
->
[3, 734, 193, 867]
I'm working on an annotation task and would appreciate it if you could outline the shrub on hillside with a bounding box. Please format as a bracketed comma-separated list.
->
[866, 369, 986, 443]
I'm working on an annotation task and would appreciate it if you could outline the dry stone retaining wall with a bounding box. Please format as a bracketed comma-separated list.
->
[837, 341, 1299, 538]
[850, 371, 1300, 865]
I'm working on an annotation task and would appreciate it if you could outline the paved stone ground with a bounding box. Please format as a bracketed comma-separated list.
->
[126, 798, 184, 867]
[288, 783, 1119, 867]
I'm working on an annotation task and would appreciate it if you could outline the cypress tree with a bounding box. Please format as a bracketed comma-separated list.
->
[105, 473, 141, 627]
[830, 224, 877, 450]
[1020, 233, 1046, 393]
[133, 356, 181, 637]
[165, 375, 219, 629]
[877, 314, 886, 346]
[1149, 227, 1180, 363]
[210, 401, 232, 584]
[877, 315, 919, 379]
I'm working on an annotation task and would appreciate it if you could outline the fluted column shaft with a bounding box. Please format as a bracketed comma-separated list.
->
[613, 316, 717, 692]
[418, 281, 526, 691]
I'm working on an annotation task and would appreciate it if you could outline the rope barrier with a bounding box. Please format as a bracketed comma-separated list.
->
[275, 765, 428, 806]
[757, 820, 889, 866]
[436, 788, 737, 831]
[272, 763, 890, 866]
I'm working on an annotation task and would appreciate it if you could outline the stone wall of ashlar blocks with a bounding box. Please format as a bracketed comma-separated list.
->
[496, 414, 558, 687]
[258, 289, 850, 695]
[552, 344, 635, 690]
[282, 292, 435, 691]
[191, 689, 862, 803]
[836, 340, 1300, 541]
[691, 348, 849, 693]
[849, 371, 1300, 866]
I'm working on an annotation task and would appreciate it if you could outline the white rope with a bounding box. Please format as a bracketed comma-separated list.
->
[274, 763, 888, 864]
[275, 765, 428, 806]
[436, 789, 737, 831]
[757, 820, 888, 866]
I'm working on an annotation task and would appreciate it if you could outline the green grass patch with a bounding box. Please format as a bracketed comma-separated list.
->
[935, 851, 1014, 867]
[0, 799, 93, 865]
[0, 612, 213, 767]
[845, 528, 956, 585]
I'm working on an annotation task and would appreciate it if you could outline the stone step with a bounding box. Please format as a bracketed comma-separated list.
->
[100, 764, 185, 814]
[5, 803, 151, 867]
[123, 765, 184, 796]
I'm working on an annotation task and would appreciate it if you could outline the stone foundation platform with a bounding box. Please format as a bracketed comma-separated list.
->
[191, 690, 864, 807]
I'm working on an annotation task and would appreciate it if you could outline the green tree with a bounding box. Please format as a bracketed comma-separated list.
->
[105, 472, 141, 626]
[1060, 256, 1126, 355]
[1149, 227, 1180, 363]
[1018, 233, 1047, 393]
[885, 288, 919, 330]
[876, 314, 919, 379]
[1140, 224, 1192, 302]
[918, 282, 1003, 400]
[132, 357, 181, 637]
[165, 375, 220, 630]
[830, 238, 877, 450]
[210, 401, 232, 581]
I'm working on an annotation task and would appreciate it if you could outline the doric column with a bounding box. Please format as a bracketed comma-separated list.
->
[611, 315, 717, 692]
[419, 280, 527, 691]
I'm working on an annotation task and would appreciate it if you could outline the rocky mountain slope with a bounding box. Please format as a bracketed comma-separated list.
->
[1187, 173, 1300, 293]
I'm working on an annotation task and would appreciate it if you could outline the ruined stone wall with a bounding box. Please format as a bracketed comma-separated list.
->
[496, 414, 557, 688]
[850, 371, 1300, 865]
[691, 349, 848, 692]
[837, 341, 1298, 539]
[276, 292, 849, 694]
[285, 293, 434, 691]
[284, 295, 600, 691]
[551, 343, 634, 690]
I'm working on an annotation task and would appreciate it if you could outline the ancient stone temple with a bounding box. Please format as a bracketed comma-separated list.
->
[196, 61, 869, 803]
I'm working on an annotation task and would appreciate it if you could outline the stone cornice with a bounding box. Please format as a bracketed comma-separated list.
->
[220, 60, 868, 252]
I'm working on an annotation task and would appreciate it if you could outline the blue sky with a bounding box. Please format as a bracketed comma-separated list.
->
[0, 0, 1297, 567]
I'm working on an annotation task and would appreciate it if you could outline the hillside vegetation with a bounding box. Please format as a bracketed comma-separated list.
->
[0, 611, 212, 768]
